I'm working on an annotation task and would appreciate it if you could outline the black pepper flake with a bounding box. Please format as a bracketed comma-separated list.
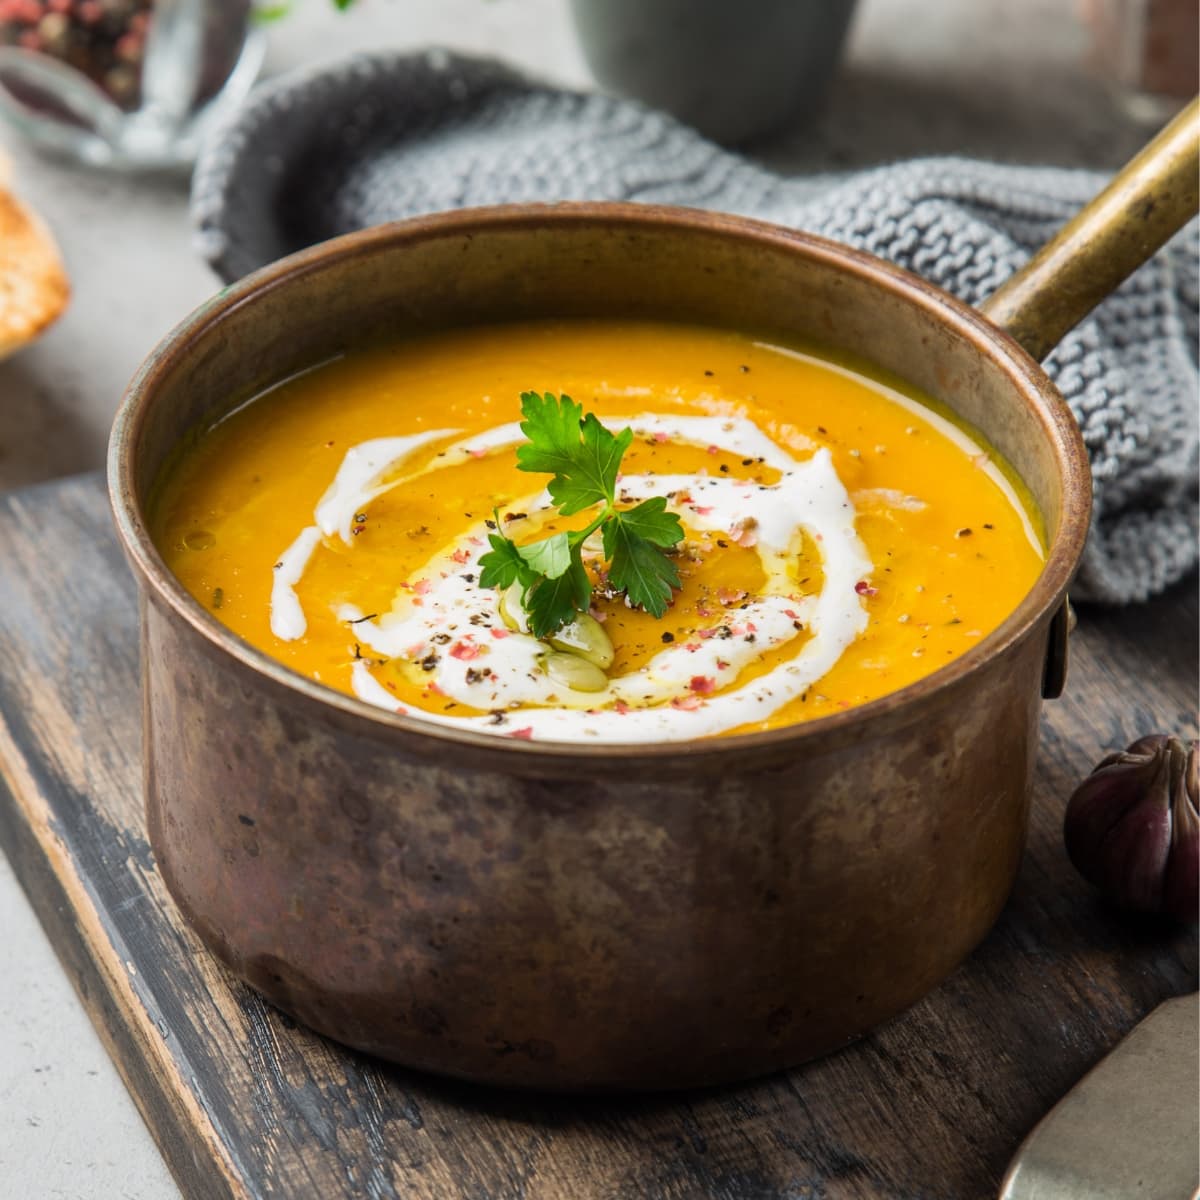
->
[488, 710, 507, 725]
[717, 539, 729, 548]
[211, 587, 224, 610]
[983, 523, 994, 530]
[273, 562, 283, 570]
[661, 631, 675, 644]
[947, 618, 962, 626]
[353, 644, 363, 660]
[237, 814, 255, 827]
[955, 528, 973, 538]
[420, 654, 440, 672]
[484, 519, 497, 530]
[353, 512, 367, 524]
[462, 573, 476, 583]
[719, 463, 729, 473]
[347, 613, 378, 625]
[504, 512, 528, 523]
[741, 458, 754, 466]
[431, 633, 452, 644]
[817, 426, 827, 434]
[704, 369, 714, 376]
[739, 364, 750, 373]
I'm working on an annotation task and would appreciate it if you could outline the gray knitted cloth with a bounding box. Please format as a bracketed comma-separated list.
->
[191, 50, 1199, 605]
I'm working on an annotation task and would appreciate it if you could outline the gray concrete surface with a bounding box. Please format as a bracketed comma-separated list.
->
[0, 2, 1169, 1196]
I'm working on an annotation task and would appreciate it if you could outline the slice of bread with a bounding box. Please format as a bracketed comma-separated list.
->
[0, 146, 70, 360]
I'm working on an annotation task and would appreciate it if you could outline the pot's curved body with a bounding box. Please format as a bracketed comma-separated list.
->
[112, 206, 1090, 1090]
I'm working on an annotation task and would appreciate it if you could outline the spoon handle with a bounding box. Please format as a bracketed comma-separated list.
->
[979, 96, 1199, 362]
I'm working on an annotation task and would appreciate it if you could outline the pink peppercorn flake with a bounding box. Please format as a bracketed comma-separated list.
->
[468, 448, 487, 459]
[614, 700, 631, 715]
[691, 504, 714, 516]
[706, 444, 719, 455]
[451, 548, 471, 564]
[671, 694, 704, 711]
[718, 588, 747, 606]
[689, 675, 716, 695]
[854, 580, 877, 597]
[449, 640, 483, 661]
[489, 627, 510, 640]
[653, 431, 669, 444]
[728, 518, 759, 548]
[508, 726, 535, 740]
[413, 579, 432, 596]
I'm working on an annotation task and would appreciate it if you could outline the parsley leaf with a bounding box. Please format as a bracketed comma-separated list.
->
[516, 391, 633, 516]
[525, 556, 592, 637]
[517, 530, 571, 579]
[478, 511, 538, 591]
[603, 502, 683, 618]
[483, 393, 684, 636]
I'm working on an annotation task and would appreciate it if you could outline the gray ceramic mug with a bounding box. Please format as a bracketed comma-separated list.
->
[568, 0, 860, 144]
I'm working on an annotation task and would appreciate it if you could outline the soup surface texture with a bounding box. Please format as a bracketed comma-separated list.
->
[154, 320, 1043, 743]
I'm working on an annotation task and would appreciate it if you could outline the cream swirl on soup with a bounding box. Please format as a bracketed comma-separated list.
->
[269, 414, 872, 742]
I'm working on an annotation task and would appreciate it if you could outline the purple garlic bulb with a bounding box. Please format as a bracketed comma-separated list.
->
[1064, 734, 1198, 921]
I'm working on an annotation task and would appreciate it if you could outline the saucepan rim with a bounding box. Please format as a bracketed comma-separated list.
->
[108, 201, 1092, 767]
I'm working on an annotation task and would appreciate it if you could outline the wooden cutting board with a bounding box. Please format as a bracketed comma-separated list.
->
[0, 472, 1195, 1200]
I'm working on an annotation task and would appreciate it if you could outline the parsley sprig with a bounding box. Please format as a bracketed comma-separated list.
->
[478, 392, 684, 637]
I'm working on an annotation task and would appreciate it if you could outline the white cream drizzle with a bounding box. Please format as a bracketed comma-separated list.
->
[270, 525, 323, 640]
[315, 430, 458, 542]
[268, 414, 883, 742]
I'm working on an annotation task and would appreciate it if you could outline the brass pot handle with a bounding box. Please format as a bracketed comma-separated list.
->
[979, 97, 1199, 362]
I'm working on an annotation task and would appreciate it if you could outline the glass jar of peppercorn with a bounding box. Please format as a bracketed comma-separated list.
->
[0, 0, 264, 167]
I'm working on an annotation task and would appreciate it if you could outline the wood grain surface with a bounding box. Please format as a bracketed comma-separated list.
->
[0, 472, 1195, 1200]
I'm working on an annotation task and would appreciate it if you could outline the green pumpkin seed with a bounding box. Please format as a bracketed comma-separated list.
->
[548, 613, 614, 668]
[543, 651, 608, 693]
[498, 583, 530, 633]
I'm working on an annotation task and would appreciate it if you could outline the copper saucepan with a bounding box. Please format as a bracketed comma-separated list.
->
[109, 100, 1198, 1090]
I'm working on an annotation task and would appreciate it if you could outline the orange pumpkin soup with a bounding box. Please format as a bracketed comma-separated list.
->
[152, 319, 1044, 743]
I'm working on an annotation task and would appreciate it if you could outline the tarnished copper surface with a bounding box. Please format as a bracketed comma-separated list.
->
[112, 204, 1095, 1090]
